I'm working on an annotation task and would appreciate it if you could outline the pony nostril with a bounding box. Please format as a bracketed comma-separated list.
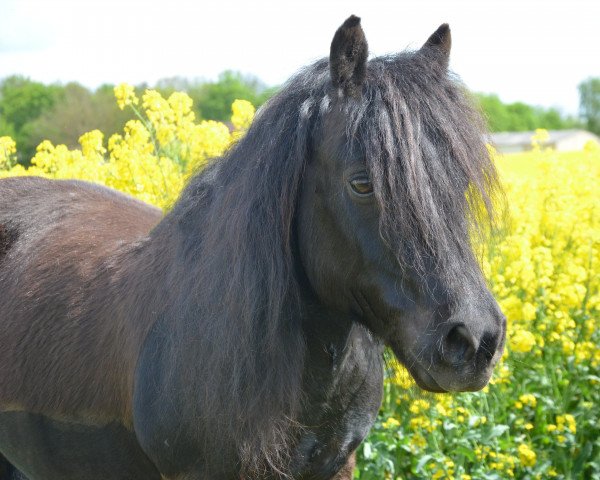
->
[480, 329, 501, 361]
[442, 324, 477, 365]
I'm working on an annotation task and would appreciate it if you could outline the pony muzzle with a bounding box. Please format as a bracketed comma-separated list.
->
[392, 313, 506, 393]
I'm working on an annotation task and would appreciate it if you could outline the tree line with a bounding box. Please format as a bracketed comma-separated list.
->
[0, 72, 598, 164]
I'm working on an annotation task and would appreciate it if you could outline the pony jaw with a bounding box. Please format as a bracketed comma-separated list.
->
[388, 335, 503, 393]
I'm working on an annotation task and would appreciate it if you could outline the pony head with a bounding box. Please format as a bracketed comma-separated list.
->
[296, 16, 505, 392]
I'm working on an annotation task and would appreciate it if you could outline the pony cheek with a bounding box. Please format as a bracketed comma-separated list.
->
[301, 248, 356, 314]
[297, 206, 360, 313]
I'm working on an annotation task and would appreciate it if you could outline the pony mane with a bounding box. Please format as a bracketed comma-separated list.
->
[160, 48, 501, 474]
[162, 61, 331, 475]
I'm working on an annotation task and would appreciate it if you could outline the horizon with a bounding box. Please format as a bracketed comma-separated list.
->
[2, 0, 599, 115]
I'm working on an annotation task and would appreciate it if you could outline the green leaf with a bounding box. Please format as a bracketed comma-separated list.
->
[363, 442, 372, 459]
[415, 454, 434, 472]
[483, 424, 509, 442]
[572, 441, 593, 476]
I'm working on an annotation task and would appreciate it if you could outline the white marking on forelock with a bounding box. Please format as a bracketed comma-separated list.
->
[319, 95, 331, 114]
[299, 99, 313, 119]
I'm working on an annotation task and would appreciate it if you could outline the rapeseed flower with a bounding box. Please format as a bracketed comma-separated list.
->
[517, 444, 536, 467]
[510, 329, 536, 353]
[0, 136, 17, 168]
[114, 83, 138, 110]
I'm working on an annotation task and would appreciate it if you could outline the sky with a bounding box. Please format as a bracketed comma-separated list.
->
[1, 0, 599, 115]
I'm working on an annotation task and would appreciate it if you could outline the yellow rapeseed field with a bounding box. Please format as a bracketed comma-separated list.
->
[1, 87, 598, 479]
[1, 85, 254, 209]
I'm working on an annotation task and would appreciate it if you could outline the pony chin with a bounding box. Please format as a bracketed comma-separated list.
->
[387, 339, 496, 394]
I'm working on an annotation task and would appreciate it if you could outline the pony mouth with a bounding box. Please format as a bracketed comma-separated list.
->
[407, 358, 494, 393]
[392, 344, 493, 393]
[386, 339, 448, 393]
[406, 363, 448, 393]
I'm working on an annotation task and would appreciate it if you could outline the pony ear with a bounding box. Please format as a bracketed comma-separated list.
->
[421, 23, 451, 69]
[330, 15, 368, 98]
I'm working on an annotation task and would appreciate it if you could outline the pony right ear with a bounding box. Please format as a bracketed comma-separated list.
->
[421, 23, 451, 70]
[330, 15, 368, 98]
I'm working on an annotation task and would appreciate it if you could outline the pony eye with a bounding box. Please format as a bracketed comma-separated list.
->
[349, 176, 374, 196]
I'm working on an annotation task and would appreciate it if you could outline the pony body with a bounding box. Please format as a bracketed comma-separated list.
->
[0, 177, 381, 479]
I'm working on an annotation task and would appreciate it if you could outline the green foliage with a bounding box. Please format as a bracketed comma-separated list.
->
[578, 77, 600, 135]
[357, 351, 600, 479]
[0, 73, 592, 166]
[0, 76, 64, 161]
[475, 93, 580, 132]
[476, 94, 511, 132]
[20, 82, 132, 162]
[187, 71, 275, 121]
[0, 76, 63, 132]
[0, 116, 16, 140]
[0, 71, 276, 163]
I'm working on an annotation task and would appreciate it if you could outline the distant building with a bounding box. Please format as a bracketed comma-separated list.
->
[489, 130, 600, 154]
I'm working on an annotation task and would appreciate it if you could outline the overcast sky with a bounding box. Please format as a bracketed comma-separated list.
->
[1, 0, 598, 114]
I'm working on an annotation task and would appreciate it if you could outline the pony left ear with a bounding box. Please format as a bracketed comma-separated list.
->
[330, 15, 368, 98]
[421, 23, 451, 69]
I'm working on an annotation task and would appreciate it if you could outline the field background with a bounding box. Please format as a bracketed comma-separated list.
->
[1, 88, 599, 479]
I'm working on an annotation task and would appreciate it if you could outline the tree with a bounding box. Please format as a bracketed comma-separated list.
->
[0, 76, 64, 160]
[20, 83, 132, 162]
[0, 76, 63, 132]
[154, 76, 194, 95]
[474, 93, 581, 133]
[188, 71, 275, 121]
[475, 94, 511, 132]
[505, 102, 537, 131]
[578, 77, 600, 135]
[0, 116, 16, 139]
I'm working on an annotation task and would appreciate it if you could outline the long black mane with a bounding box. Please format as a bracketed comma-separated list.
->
[154, 62, 326, 474]
[155, 48, 500, 474]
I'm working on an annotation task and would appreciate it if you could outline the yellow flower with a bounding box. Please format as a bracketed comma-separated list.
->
[392, 366, 414, 388]
[436, 403, 449, 416]
[474, 416, 487, 426]
[411, 432, 427, 450]
[79, 130, 106, 160]
[521, 302, 537, 321]
[142, 89, 170, 117]
[561, 338, 575, 355]
[187, 120, 232, 173]
[517, 443, 537, 467]
[409, 399, 431, 415]
[231, 99, 255, 131]
[0, 136, 17, 169]
[2, 86, 599, 478]
[168, 91, 194, 122]
[531, 128, 550, 147]
[518, 393, 537, 408]
[114, 83, 138, 110]
[556, 414, 576, 434]
[510, 329, 536, 353]
[382, 417, 400, 429]
[156, 125, 176, 147]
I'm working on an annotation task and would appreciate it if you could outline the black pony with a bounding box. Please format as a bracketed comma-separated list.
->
[0, 16, 505, 479]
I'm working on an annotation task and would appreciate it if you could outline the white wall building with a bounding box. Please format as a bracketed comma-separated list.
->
[490, 130, 600, 154]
